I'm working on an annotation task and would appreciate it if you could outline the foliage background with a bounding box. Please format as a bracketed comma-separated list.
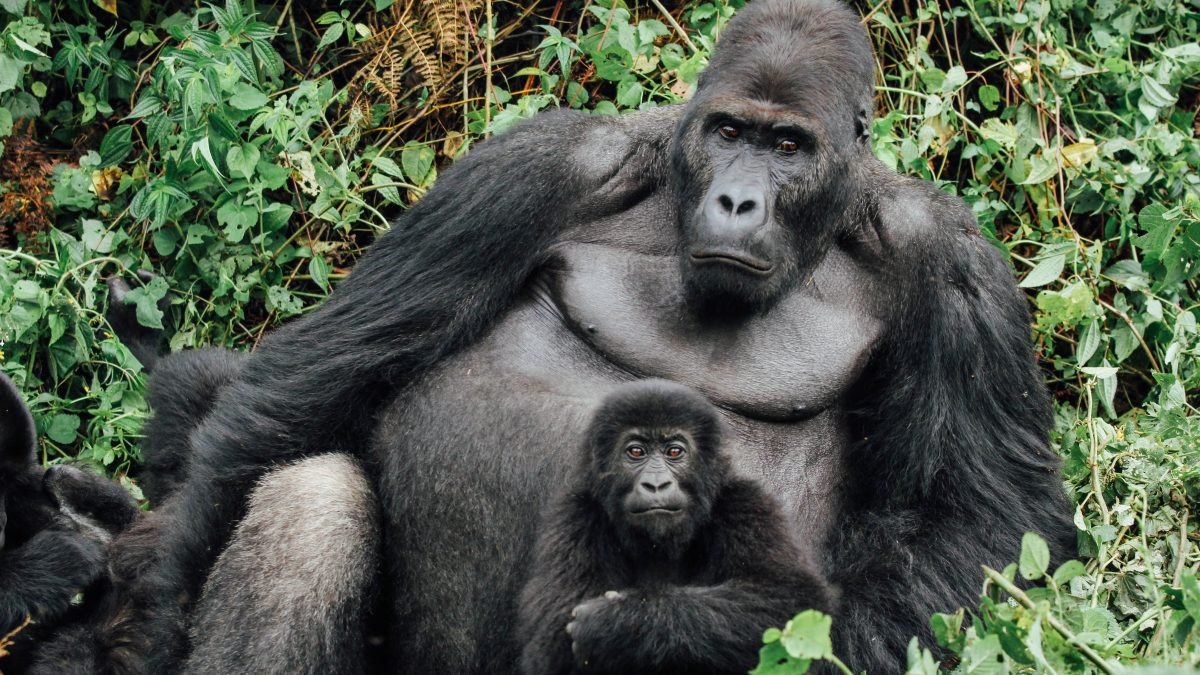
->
[0, 0, 1196, 671]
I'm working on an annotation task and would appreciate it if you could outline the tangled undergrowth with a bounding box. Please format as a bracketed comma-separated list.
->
[0, 0, 1196, 671]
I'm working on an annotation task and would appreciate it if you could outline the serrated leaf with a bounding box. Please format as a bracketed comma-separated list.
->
[1141, 77, 1177, 108]
[125, 93, 162, 119]
[1135, 203, 1177, 257]
[99, 124, 134, 167]
[1076, 320, 1100, 365]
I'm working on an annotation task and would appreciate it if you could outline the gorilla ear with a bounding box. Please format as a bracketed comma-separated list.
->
[0, 372, 37, 472]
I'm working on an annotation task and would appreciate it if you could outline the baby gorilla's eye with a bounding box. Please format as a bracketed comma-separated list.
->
[626, 445, 647, 459]
[665, 445, 687, 460]
[776, 138, 799, 154]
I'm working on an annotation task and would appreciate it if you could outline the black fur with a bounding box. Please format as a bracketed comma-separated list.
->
[0, 373, 141, 673]
[24, 338, 248, 674]
[117, 0, 1075, 671]
[518, 381, 833, 675]
[135, 348, 245, 506]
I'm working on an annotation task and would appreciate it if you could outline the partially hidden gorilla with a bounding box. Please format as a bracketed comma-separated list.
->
[38, 289, 379, 675]
[518, 380, 833, 675]
[0, 372, 141, 673]
[114, 0, 1075, 671]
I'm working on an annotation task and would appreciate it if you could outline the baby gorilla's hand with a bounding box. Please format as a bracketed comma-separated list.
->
[2, 529, 105, 625]
[566, 590, 626, 668]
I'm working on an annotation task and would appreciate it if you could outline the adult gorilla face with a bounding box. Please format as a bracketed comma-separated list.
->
[673, 0, 876, 315]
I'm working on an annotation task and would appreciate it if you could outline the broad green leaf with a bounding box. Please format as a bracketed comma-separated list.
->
[1018, 532, 1050, 580]
[226, 143, 260, 181]
[1076, 320, 1100, 366]
[778, 610, 833, 660]
[1020, 155, 1058, 185]
[1141, 77, 1177, 108]
[228, 82, 269, 111]
[751, 640, 810, 675]
[0, 54, 22, 94]
[1019, 253, 1065, 288]
[46, 413, 81, 445]
[122, 275, 169, 330]
[1062, 139, 1098, 168]
[309, 255, 332, 292]
[978, 84, 1001, 111]
[317, 21, 345, 51]
[1052, 559, 1087, 587]
[1135, 203, 1178, 257]
[401, 143, 435, 184]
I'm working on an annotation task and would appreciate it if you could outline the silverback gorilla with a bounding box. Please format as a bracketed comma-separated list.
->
[518, 380, 834, 675]
[117, 0, 1075, 672]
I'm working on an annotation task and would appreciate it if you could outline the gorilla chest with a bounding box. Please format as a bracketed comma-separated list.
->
[375, 244, 881, 540]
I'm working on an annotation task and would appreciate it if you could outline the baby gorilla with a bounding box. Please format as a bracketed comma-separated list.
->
[0, 373, 140, 671]
[518, 380, 834, 675]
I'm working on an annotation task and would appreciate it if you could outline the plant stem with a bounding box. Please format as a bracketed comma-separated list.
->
[981, 566, 1120, 675]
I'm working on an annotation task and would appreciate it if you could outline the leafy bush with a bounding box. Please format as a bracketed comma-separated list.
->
[0, 0, 1196, 670]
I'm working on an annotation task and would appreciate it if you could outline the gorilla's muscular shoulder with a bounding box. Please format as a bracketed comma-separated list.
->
[542, 242, 882, 421]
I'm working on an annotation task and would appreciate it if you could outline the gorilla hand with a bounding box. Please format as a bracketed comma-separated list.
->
[0, 529, 104, 627]
[566, 590, 626, 667]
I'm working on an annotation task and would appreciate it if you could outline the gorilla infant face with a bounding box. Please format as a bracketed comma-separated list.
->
[586, 380, 726, 556]
[614, 429, 694, 542]
[672, 0, 875, 315]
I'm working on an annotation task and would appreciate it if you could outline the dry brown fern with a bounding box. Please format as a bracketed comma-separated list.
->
[352, 0, 484, 117]
[425, 0, 482, 69]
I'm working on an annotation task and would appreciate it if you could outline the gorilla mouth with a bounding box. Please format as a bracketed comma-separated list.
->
[689, 251, 774, 275]
[629, 507, 683, 515]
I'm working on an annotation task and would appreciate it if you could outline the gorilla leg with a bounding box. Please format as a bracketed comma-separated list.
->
[138, 348, 245, 505]
[184, 454, 379, 675]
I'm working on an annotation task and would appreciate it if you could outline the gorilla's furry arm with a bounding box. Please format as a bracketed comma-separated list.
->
[520, 481, 833, 675]
[832, 178, 1076, 669]
[129, 109, 669, 666]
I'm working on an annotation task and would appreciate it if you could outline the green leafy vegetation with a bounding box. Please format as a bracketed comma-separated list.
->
[0, 0, 1196, 670]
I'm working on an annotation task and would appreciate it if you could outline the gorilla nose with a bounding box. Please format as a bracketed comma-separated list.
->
[704, 184, 766, 233]
[639, 479, 675, 495]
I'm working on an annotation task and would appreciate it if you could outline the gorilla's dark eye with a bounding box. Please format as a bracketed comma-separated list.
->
[776, 138, 799, 154]
[626, 445, 647, 459]
[665, 445, 686, 460]
[717, 124, 740, 140]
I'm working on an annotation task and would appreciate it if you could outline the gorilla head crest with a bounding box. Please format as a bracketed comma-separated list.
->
[673, 0, 876, 315]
